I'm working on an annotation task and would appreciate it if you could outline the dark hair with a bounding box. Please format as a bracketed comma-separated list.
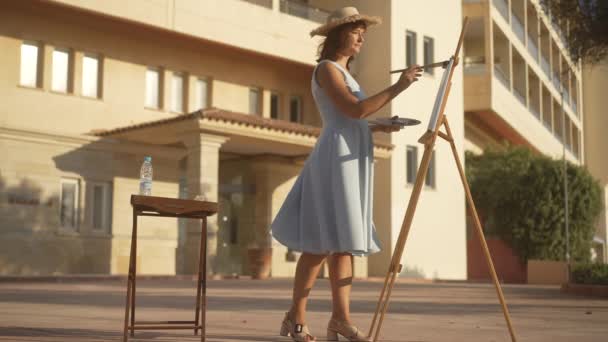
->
[316, 20, 367, 70]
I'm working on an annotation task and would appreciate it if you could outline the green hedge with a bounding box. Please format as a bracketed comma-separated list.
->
[466, 146, 603, 263]
[571, 263, 608, 285]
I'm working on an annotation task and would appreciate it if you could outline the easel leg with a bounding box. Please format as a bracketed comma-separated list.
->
[367, 267, 391, 337]
[369, 136, 438, 342]
[442, 118, 517, 342]
[372, 267, 399, 342]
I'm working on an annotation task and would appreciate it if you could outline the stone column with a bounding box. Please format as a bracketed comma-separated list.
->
[179, 132, 229, 275]
[249, 155, 302, 277]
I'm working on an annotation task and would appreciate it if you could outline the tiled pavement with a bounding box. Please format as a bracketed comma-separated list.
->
[0, 277, 606, 341]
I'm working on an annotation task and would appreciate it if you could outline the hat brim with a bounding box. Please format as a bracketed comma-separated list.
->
[310, 15, 382, 37]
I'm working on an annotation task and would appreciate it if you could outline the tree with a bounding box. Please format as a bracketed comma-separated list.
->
[466, 146, 603, 262]
[540, 0, 608, 64]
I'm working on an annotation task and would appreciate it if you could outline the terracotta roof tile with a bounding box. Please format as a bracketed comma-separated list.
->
[92, 108, 394, 150]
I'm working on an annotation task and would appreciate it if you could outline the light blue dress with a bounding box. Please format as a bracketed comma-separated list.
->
[269, 60, 382, 257]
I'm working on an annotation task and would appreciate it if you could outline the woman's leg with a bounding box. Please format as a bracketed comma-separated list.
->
[289, 252, 327, 324]
[327, 252, 354, 324]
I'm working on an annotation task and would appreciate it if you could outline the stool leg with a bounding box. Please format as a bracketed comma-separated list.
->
[130, 211, 138, 337]
[200, 216, 208, 342]
[123, 211, 137, 342]
[194, 217, 203, 335]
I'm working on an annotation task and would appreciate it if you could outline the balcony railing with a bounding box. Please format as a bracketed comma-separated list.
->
[493, 0, 509, 22]
[563, 89, 571, 108]
[464, 56, 486, 74]
[494, 65, 510, 89]
[541, 56, 551, 78]
[241, 0, 272, 9]
[279, 0, 329, 24]
[530, 105, 541, 119]
[552, 71, 561, 90]
[514, 87, 526, 106]
[512, 14, 525, 44]
[527, 37, 539, 61]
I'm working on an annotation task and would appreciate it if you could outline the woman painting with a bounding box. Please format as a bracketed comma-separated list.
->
[270, 6, 423, 342]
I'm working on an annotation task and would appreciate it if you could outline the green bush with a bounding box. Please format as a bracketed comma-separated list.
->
[466, 146, 603, 263]
[571, 263, 608, 285]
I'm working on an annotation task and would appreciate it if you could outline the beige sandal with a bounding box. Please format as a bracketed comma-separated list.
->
[326, 318, 371, 342]
[279, 311, 316, 341]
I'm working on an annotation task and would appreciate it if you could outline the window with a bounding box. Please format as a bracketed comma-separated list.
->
[60, 178, 80, 231]
[91, 182, 112, 232]
[249, 87, 260, 114]
[194, 78, 208, 110]
[423, 36, 434, 75]
[270, 92, 279, 119]
[170, 72, 185, 113]
[425, 150, 436, 188]
[52, 48, 72, 93]
[145, 68, 161, 108]
[406, 31, 417, 66]
[289, 95, 302, 123]
[406, 146, 418, 184]
[82, 54, 101, 98]
[20, 42, 41, 87]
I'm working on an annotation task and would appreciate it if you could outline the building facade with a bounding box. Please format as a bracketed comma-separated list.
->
[0, 0, 604, 279]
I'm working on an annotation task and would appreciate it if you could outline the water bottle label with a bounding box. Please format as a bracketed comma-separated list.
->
[139, 181, 152, 195]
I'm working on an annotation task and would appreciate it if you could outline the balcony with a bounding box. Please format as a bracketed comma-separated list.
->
[527, 37, 539, 61]
[552, 71, 561, 90]
[511, 13, 525, 44]
[540, 56, 551, 78]
[241, 0, 272, 8]
[279, 0, 329, 24]
[493, 0, 509, 22]
[494, 65, 510, 89]
[464, 56, 486, 74]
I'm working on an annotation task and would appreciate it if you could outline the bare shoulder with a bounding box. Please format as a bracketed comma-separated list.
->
[316, 61, 344, 89]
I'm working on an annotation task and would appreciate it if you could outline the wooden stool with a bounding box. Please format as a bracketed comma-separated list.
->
[122, 195, 218, 342]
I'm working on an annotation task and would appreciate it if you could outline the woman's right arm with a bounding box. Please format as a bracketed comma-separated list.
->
[317, 63, 423, 119]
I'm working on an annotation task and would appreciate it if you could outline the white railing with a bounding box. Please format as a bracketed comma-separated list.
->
[514, 87, 526, 106]
[464, 56, 486, 74]
[511, 13, 525, 44]
[564, 90, 571, 105]
[240, 0, 272, 9]
[530, 105, 541, 119]
[552, 72, 561, 90]
[541, 56, 551, 78]
[279, 0, 329, 24]
[493, 0, 509, 22]
[527, 37, 539, 61]
[494, 65, 510, 89]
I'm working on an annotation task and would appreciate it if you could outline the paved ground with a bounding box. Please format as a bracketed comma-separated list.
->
[0, 277, 606, 341]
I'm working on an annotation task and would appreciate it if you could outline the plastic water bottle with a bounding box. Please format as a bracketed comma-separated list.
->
[139, 156, 153, 196]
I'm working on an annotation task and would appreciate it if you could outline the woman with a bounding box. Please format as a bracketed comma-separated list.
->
[270, 6, 423, 342]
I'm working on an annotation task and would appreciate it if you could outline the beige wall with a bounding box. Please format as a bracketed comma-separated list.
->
[386, 0, 467, 280]
[583, 61, 608, 262]
[0, 2, 320, 136]
[49, 0, 319, 66]
[0, 127, 183, 275]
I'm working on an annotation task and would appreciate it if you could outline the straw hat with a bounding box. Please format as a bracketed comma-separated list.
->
[310, 6, 382, 37]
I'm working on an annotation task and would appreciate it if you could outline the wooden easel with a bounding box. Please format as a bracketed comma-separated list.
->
[367, 18, 518, 342]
